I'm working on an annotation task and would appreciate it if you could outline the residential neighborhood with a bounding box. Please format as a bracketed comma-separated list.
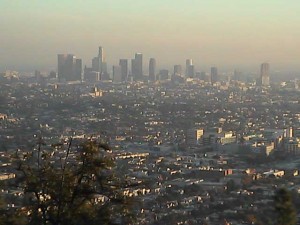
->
[0, 72, 299, 224]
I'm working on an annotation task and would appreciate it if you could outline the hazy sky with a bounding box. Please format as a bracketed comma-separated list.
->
[1, 0, 300, 73]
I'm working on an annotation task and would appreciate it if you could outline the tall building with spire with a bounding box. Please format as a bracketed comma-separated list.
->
[92, 46, 106, 73]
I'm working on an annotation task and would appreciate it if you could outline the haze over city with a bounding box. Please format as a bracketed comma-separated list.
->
[1, 0, 300, 74]
[1, 1, 300, 224]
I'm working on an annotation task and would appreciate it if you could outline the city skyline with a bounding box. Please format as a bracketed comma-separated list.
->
[57, 46, 275, 82]
[1, 1, 300, 73]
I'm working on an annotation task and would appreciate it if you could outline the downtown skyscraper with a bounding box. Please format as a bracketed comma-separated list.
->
[211, 66, 218, 84]
[259, 63, 270, 86]
[149, 58, 156, 81]
[174, 65, 182, 76]
[119, 59, 128, 82]
[113, 65, 122, 83]
[91, 46, 108, 79]
[132, 53, 143, 81]
[185, 59, 193, 78]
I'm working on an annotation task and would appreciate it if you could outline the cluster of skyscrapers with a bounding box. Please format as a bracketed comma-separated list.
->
[57, 54, 82, 82]
[57, 46, 270, 85]
[84, 47, 109, 82]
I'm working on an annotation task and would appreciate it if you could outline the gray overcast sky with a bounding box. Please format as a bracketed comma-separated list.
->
[1, 0, 300, 73]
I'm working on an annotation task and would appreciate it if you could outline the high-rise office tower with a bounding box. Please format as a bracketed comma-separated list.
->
[187, 65, 195, 78]
[58, 54, 74, 81]
[186, 59, 193, 77]
[186, 59, 192, 67]
[131, 59, 136, 80]
[174, 65, 182, 76]
[84, 66, 100, 82]
[101, 62, 108, 76]
[98, 46, 104, 63]
[211, 66, 218, 84]
[260, 63, 270, 86]
[99, 47, 108, 75]
[132, 53, 143, 80]
[75, 58, 82, 80]
[57, 54, 82, 81]
[99, 46, 107, 75]
[149, 58, 156, 81]
[159, 69, 169, 80]
[119, 59, 128, 82]
[91, 46, 105, 74]
[92, 57, 100, 72]
[113, 65, 122, 83]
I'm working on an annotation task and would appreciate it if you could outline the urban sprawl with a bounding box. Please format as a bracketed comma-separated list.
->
[0, 47, 300, 225]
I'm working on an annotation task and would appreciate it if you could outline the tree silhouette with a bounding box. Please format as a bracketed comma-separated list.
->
[274, 188, 297, 225]
[14, 138, 135, 225]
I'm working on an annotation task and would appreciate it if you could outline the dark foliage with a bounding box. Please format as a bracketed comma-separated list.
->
[274, 188, 297, 225]
[9, 138, 135, 225]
